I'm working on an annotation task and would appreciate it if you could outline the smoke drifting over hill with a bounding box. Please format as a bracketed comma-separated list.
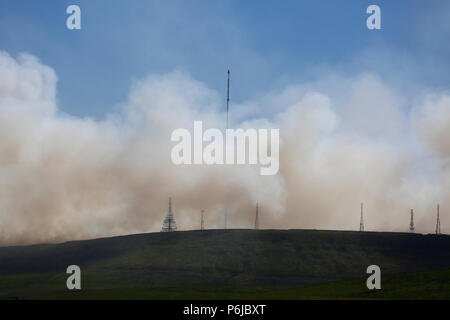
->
[0, 51, 449, 245]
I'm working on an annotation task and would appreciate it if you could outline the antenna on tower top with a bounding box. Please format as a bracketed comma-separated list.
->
[201, 209, 204, 231]
[410, 209, 415, 233]
[254, 202, 259, 230]
[226, 69, 230, 129]
[224, 208, 228, 230]
[436, 204, 441, 235]
[360, 203, 364, 232]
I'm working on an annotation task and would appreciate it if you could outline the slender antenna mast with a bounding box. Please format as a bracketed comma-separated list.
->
[224, 208, 227, 230]
[410, 209, 415, 232]
[360, 203, 364, 232]
[224, 69, 230, 230]
[436, 204, 441, 235]
[254, 202, 259, 230]
[201, 209, 204, 231]
[226, 69, 230, 129]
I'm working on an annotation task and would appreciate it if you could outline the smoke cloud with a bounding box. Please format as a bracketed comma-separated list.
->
[0, 51, 448, 245]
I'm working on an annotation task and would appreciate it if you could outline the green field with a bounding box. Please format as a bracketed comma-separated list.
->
[0, 229, 449, 299]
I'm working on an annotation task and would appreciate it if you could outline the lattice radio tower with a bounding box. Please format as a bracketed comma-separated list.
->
[224, 208, 227, 230]
[161, 197, 177, 232]
[409, 209, 415, 232]
[436, 204, 441, 235]
[254, 202, 259, 230]
[201, 209, 205, 231]
[360, 202, 364, 232]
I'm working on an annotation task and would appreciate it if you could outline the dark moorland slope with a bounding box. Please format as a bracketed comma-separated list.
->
[0, 229, 449, 299]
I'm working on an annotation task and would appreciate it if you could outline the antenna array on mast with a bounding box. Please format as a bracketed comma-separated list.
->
[201, 209, 204, 231]
[360, 203, 364, 232]
[255, 202, 259, 230]
[224, 208, 228, 230]
[410, 209, 415, 233]
[436, 204, 441, 235]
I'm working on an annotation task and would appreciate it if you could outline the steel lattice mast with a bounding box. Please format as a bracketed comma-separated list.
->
[360, 203, 364, 232]
[201, 209, 204, 231]
[436, 204, 441, 235]
[161, 197, 177, 232]
[254, 202, 259, 230]
[224, 208, 227, 230]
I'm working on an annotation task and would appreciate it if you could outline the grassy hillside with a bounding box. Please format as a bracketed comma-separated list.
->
[0, 229, 449, 299]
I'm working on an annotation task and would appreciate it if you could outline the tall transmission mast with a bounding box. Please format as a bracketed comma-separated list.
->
[409, 209, 415, 233]
[360, 202, 364, 232]
[201, 209, 204, 231]
[436, 204, 441, 235]
[161, 197, 177, 232]
[224, 70, 230, 230]
[254, 202, 259, 230]
[224, 208, 227, 230]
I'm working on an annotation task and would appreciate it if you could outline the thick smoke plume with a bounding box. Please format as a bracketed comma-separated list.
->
[0, 51, 448, 245]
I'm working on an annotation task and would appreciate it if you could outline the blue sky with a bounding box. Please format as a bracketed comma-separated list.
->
[0, 0, 449, 118]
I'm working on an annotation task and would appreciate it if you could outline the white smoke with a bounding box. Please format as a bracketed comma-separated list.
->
[0, 51, 448, 245]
